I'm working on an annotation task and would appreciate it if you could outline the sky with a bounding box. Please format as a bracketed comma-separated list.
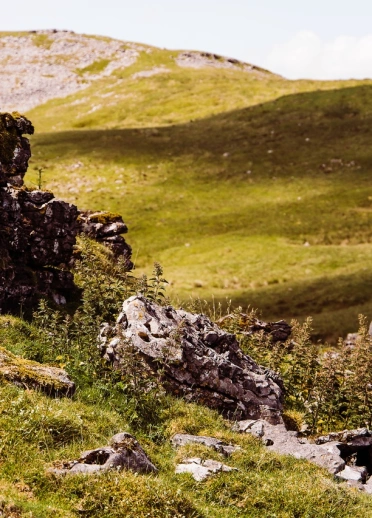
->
[1, 0, 372, 80]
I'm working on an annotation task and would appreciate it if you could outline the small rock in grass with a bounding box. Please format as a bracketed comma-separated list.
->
[175, 457, 237, 481]
[49, 432, 157, 476]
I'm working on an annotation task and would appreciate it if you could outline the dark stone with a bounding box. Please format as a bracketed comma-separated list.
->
[0, 113, 34, 187]
[0, 113, 133, 313]
[77, 210, 133, 269]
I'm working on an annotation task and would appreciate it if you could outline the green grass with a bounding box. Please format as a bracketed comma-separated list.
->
[25, 71, 372, 340]
[1, 316, 372, 517]
[32, 34, 54, 50]
[75, 58, 111, 76]
[0, 34, 362, 340]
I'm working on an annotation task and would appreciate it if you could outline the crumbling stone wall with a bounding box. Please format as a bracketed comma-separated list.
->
[0, 113, 132, 313]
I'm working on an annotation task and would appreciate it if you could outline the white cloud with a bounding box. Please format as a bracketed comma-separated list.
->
[265, 31, 372, 80]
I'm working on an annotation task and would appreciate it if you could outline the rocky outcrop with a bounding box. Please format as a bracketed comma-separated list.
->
[217, 313, 292, 343]
[77, 210, 133, 268]
[99, 295, 284, 422]
[49, 432, 157, 476]
[0, 31, 139, 113]
[0, 346, 75, 395]
[234, 420, 372, 490]
[0, 186, 78, 313]
[0, 113, 132, 313]
[233, 419, 346, 474]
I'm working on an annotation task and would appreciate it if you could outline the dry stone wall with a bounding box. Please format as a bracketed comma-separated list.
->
[0, 113, 132, 313]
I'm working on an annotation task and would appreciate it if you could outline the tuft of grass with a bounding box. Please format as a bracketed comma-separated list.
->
[75, 59, 111, 76]
[32, 34, 54, 50]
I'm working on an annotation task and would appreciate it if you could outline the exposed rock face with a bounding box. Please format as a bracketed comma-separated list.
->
[99, 295, 284, 422]
[246, 319, 292, 343]
[233, 419, 346, 475]
[0, 346, 75, 396]
[217, 313, 292, 344]
[0, 113, 132, 313]
[0, 31, 139, 113]
[176, 51, 274, 76]
[77, 210, 133, 268]
[234, 420, 372, 490]
[49, 432, 157, 476]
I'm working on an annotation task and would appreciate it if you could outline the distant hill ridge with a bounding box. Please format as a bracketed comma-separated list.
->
[0, 29, 272, 113]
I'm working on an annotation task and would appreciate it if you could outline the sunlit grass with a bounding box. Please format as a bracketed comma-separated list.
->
[23, 45, 372, 341]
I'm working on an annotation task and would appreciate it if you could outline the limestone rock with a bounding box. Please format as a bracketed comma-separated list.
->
[99, 295, 284, 422]
[337, 465, 368, 483]
[364, 476, 372, 494]
[0, 185, 78, 313]
[0, 113, 133, 313]
[234, 419, 345, 475]
[49, 432, 157, 476]
[0, 31, 140, 113]
[316, 428, 372, 447]
[175, 457, 237, 481]
[0, 346, 75, 396]
[171, 434, 241, 457]
[217, 313, 292, 343]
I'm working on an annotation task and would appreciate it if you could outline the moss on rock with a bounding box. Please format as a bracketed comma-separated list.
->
[0, 346, 75, 396]
[88, 211, 123, 224]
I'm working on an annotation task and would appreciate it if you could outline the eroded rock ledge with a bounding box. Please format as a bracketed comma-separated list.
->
[0, 113, 132, 313]
[99, 295, 284, 422]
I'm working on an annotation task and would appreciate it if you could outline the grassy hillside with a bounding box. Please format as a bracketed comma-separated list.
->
[22, 41, 372, 342]
[2, 312, 372, 517]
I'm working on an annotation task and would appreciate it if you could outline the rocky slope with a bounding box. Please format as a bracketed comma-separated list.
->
[0, 30, 270, 113]
[0, 30, 139, 112]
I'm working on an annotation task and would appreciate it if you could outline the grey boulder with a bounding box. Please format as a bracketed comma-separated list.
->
[234, 419, 345, 475]
[99, 295, 284, 423]
[49, 432, 157, 476]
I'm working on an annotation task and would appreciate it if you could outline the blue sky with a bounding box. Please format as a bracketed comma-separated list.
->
[2, 0, 372, 80]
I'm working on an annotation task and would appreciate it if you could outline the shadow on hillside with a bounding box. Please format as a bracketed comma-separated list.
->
[32, 83, 372, 176]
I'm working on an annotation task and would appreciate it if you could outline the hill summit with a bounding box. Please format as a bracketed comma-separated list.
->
[0, 29, 271, 113]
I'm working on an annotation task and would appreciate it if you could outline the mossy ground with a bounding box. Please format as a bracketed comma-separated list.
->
[1, 317, 372, 517]
[23, 45, 372, 340]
